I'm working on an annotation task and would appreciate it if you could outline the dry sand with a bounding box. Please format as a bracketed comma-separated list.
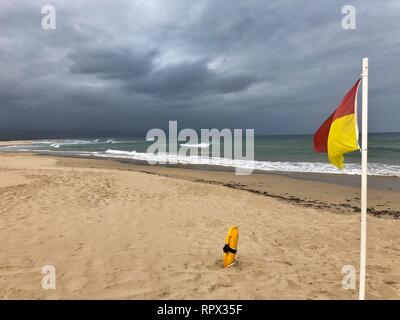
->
[0, 152, 399, 299]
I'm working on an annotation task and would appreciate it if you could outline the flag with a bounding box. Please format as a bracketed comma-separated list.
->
[314, 79, 361, 168]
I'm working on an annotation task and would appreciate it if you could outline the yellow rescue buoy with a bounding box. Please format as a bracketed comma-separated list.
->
[223, 225, 239, 268]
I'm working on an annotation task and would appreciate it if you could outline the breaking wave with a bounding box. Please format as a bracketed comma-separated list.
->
[179, 143, 211, 148]
[101, 149, 400, 177]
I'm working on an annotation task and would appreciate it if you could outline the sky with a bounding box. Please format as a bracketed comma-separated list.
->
[1, 0, 399, 139]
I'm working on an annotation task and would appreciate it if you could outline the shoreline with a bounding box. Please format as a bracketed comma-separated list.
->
[2, 147, 400, 187]
[1, 150, 399, 218]
[28, 152, 400, 218]
[1, 138, 400, 180]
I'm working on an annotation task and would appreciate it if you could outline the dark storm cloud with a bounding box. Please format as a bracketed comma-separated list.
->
[0, 0, 400, 138]
[68, 48, 158, 79]
[68, 48, 259, 98]
[128, 59, 258, 98]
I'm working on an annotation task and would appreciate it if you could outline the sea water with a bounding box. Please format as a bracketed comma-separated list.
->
[1, 133, 400, 177]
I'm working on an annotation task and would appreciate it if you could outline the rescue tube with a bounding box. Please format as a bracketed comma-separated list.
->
[223, 226, 239, 268]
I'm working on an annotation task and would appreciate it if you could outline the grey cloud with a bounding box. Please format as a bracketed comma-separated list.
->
[68, 48, 158, 79]
[68, 47, 259, 99]
[130, 60, 259, 98]
[0, 0, 399, 137]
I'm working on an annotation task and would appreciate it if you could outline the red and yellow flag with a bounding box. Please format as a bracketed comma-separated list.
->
[314, 79, 361, 169]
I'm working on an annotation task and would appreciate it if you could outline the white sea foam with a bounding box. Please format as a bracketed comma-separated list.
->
[35, 139, 95, 146]
[35, 140, 57, 144]
[110, 140, 138, 144]
[2, 144, 400, 177]
[180, 143, 211, 148]
[64, 139, 98, 145]
[45, 139, 117, 146]
[100, 149, 400, 177]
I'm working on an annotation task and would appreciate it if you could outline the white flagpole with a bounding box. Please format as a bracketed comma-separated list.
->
[359, 57, 368, 300]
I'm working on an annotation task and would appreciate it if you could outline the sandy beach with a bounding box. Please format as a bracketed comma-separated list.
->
[0, 152, 399, 299]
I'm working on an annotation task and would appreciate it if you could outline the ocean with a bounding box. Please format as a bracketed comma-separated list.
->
[1, 133, 400, 177]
